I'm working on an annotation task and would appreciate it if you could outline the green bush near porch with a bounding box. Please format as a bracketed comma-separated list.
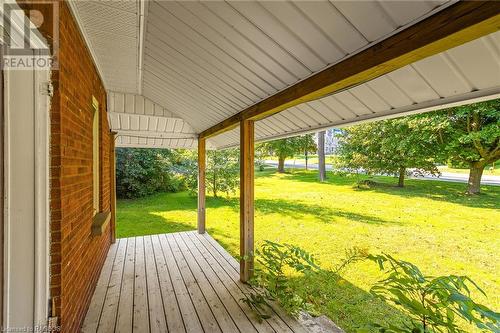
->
[116, 170, 499, 332]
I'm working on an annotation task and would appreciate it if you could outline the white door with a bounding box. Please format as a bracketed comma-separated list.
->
[2, 52, 50, 329]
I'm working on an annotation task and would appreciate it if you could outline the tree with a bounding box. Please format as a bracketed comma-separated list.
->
[317, 131, 327, 181]
[337, 117, 441, 187]
[296, 134, 317, 170]
[262, 135, 311, 173]
[255, 143, 268, 171]
[429, 100, 500, 195]
[206, 148, 239, 197]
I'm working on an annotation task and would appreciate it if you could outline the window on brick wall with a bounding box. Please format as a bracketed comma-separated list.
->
[92, 96, 100, 215]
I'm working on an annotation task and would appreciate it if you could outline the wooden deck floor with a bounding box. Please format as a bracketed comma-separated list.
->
[82, 231, 309, 333]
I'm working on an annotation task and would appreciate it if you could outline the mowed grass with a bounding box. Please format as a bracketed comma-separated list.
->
[117, 169, 499, 332]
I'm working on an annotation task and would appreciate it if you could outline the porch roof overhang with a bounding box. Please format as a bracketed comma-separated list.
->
[69, 0, 500, 150]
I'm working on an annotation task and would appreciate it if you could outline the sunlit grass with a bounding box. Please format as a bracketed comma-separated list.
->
[117, 169, 499, 332]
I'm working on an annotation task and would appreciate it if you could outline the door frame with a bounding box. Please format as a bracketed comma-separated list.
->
[2, 54, 51, 328]
[1, 45, 4, 330]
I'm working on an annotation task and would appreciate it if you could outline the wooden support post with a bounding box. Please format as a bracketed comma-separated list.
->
[110, 132, 117, 244]
[240, 119, 254, 283]
[197, 137, 206, 234]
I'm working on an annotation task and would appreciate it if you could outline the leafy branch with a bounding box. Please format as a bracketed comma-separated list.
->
[364, 254, 500, 333]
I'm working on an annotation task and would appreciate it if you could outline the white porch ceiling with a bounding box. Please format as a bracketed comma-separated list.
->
[108, 92, 208, 149]
[211, 31, 500, 148]
[69, 1, 500, 150]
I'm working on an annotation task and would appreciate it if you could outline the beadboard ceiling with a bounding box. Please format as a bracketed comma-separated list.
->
[68, 1, 500, 149]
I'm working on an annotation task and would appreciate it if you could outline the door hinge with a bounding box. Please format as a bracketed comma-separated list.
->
[47, 316, 59, 331]
[40, 81, 54, 97]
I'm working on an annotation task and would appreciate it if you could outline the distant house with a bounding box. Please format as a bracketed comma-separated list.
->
[316, 129, 343, 155]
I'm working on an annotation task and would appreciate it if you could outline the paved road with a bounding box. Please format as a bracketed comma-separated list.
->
[264, 160, 500, 186]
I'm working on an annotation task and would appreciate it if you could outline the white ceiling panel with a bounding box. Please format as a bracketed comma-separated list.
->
[69, 0, 140, 93]
[69, 1, 500, 150]
[139, 0, 453, 133]
[388, 66, 441, 103]
[108, 92, 201, 149]
[332, 1, 397, 42]
[446, 38, 500, 90]
[213, 31, 500, 148]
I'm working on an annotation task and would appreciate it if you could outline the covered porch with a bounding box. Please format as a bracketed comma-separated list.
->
[82, 231, 310, 333]
[67, 1, 500, 332]
[71, 0, 500, 284]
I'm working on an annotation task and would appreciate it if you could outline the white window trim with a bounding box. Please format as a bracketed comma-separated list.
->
[92, 96, 99, 216]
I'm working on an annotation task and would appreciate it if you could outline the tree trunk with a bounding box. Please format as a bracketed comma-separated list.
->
[305, 151, 308, 170]
[212, 173, 217, 198]
[318, 131, 326, 182]
[467, 163, 485, 195]
[278, 157, 285, 173]
[398, 167, 405, 187]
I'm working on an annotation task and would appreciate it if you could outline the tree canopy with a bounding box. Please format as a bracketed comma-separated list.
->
[426, 99, 500, 194]
[205, 148, 239, 198]
[336, 99, 500, 192]
[296, 134, 317, 170]
[261, 134, 317, 172]
[337, 117, 441, 187]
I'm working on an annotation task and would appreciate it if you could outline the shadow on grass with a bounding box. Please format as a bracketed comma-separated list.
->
[203, 195, 394, 225]
[268, 169, 500, 209]
[118, 189, 398, 237]
[287, 270, 409, 333]
[255, 198, 397, 225]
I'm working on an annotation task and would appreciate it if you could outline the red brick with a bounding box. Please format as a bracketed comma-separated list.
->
[20, 2, 115, 332]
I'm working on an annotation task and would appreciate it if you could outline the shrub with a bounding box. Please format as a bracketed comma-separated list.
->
[356, 179, 378, 189]
[242, 241, 367, 321]
[116, 148, 188, 198]
[241, 240, 320, 319]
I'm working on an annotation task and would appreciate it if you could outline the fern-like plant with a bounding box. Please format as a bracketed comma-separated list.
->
[241, 240, 320, 319]
[364, 254, 499, 333]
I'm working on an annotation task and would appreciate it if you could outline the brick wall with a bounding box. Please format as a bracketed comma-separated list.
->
[44, 2, 113, 332]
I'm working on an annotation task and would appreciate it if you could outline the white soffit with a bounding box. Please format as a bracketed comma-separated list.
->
[108, 91, 207, 149]
[141, 0, 451, 133]
[211, 31, 500, 149]
[71, 1, 500, 150]
[69, 0, 140, 93]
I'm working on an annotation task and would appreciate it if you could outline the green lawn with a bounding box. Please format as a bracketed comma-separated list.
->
[117, 170, 499, 332]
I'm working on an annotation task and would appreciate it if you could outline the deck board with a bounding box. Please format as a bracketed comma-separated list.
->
[158, 233, 203, 333]
[133, 236, 149, 333]
[97, 239, 127, 333]
[179, 232, 259, 333]
[145, 236, 168, 333]
[194, 233, 295, 333]
[82, 241, 119, 333]
[151, 234, 186, 333]
[82, 231, 309, 333]
[116, 237, 135, 333]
